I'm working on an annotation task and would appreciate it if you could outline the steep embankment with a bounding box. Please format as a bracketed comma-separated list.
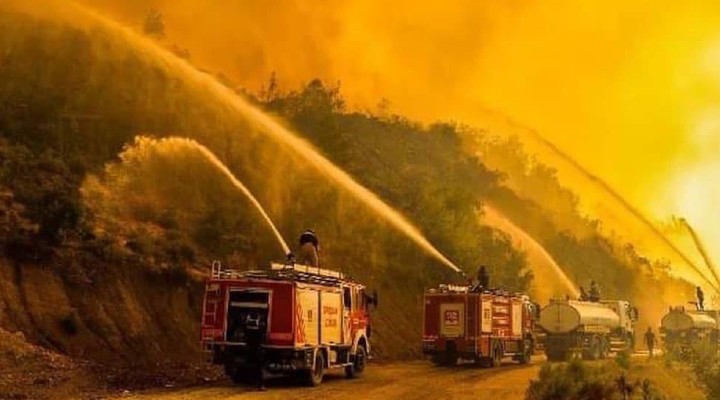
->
[0, 182, 203, 364]
[0, 259, 203, 366]
[0, 3, 464, 366]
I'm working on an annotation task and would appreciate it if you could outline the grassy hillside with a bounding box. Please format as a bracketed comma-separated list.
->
[0, 3, 692, 375]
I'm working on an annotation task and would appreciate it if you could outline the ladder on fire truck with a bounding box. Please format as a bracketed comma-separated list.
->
[210, 260, 352, 287]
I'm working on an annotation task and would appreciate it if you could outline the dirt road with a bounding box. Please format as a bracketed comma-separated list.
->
[130, 359, 541, 400]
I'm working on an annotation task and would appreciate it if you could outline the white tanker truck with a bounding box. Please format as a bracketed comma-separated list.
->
[538, 299, 637, 361]
[660, 307, 719, 356]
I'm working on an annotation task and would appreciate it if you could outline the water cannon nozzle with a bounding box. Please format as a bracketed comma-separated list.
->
[286, 252, 296, 264]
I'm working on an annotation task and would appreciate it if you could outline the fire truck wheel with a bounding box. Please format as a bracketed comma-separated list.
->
[444, 352, 459, 367]
[518, 340, 532, 365]
[545, 346, 567, 362]
[306, 351, 325, 387]
[226, 364, 254, 385]
[345, 345, 367, 378]
[491, 345, 503, 368]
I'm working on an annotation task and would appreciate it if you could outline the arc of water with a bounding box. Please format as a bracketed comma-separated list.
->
[520, 127, 720, 293]
[163, 137, 291, 256]
[60, 1, 461, 273]
[679, 218, 720, 289]
[482, 205, 579, 299]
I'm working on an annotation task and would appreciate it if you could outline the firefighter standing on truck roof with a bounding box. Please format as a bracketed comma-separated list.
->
[579, 286, 589, 301]
[477, 265, 490, 288]
[697, 286, 705, 311]
[589, 280, 601, 302]
[298, 229, 319, 267]
[245, 310, 267, 391]
[469, 265, 489, 292]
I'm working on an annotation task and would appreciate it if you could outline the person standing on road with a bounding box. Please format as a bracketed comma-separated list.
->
[644, 327, 657, 359]
[244, 311, 268, 391]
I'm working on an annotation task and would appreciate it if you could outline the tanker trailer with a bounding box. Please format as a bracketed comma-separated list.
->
[660, 307, 719, 357]
[539, 299, 636, 361]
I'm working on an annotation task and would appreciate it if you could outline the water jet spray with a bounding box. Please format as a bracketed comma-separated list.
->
[39, 0, 462, 273]
[678, 217, 720, 289]
[135, 137, 291, 256]
[520, 126, 720, 293]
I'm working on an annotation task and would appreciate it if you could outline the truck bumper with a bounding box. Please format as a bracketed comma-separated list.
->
[208, 344, 315, 371]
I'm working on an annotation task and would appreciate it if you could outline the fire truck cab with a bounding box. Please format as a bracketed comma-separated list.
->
[201, 261, 374, 386]
[423, 284, 536, 367]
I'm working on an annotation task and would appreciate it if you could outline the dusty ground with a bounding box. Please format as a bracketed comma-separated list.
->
[128, 359, 542, 400]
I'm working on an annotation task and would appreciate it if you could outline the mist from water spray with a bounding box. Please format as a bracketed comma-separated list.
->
[679, 218, 720, 289]
[40, 0, 460, 273]
[152, 137, 291, 256]
[481, 205, 579, 300]
[519, 127, 720, 292]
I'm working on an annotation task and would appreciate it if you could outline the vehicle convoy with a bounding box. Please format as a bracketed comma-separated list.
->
[660, 306, 720, 356]
[201, 261, 375, 386]
[538, 299, 637, 361]
[422, 284, 537, 367]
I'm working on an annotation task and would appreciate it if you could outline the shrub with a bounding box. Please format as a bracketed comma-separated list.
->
[615, 350, 631, 370]
[526, 360, 617, 400]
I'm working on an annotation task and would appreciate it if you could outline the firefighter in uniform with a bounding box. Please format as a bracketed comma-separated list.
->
[644, 327, 657, 359]
[244, 311, 267, 391]
[298, 229, 319, 267]
[697, 286, 705, 311]
[589, 281, 601, 302]
[477, 265, 490, 289]
[578, 286, 589, 301]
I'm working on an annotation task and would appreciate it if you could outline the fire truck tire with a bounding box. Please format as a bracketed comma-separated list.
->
[446, 352, 459, 367]
[491, 345, 503, 368]
[545, 346, 567, 362]
[430, 354, 445, 366]
[225, 364, 254, 385]
[345, 344, 367, 378]
[479, 343, 502, 368]
[306, 351, 325, 387]
[518, 340, 532, 365]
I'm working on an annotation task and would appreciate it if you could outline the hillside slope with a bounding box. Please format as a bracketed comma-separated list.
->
[0, 1, 694, 378]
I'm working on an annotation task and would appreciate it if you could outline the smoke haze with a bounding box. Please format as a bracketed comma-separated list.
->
[72, 0, 720, 284]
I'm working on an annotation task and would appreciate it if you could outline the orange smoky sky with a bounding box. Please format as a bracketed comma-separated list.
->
[78, 0, 720, 284]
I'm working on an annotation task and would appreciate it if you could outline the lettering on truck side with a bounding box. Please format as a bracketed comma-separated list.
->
[444, 310, 460, 326]
[324, 306, 339, 327]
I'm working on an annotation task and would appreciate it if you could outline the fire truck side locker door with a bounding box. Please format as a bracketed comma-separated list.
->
[481, 297, 492, 333]
[320, 291, 342, 345]
[512, 301, 522, 336]
[297, 288, 320, 345]
[480, 296, 493, 356]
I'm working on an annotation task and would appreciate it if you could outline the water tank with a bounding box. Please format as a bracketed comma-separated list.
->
[539, 300, 621, 334]
[661, 309, 717, 331]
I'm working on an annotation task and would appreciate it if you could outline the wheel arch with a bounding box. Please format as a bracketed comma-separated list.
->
[352, 330, 370, 355]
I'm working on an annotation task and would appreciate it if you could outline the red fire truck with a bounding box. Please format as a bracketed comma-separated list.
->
[422, 284, 536, 367]
[201, 261, 374, 386]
